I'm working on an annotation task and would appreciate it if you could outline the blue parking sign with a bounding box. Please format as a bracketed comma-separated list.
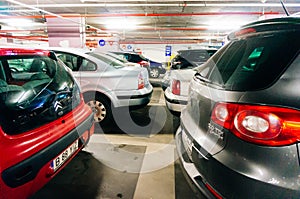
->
[99, 39, 106, 46]
[165, 46, 172, 56]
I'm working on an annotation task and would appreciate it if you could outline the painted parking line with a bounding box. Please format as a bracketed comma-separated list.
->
[133, 142, 175, 199]
[149, 87, 165, 106]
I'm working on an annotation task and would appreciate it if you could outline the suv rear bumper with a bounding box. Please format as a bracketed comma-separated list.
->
[176, 126, 219, 199]
[176, 125, 300, 199]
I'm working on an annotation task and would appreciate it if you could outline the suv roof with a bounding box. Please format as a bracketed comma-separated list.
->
[228, 16, 300, 40]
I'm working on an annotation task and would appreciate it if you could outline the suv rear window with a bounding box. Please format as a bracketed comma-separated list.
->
[180, 50, 216, 63]
[172, 49, 217, 70]
[197, 31, 300, 91]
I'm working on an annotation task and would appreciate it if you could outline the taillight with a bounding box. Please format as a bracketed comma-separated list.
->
[138, 72, 144, 89]
[205, 183, 223, 199]
[172, 79, 180, 95]
[138, 60, 149, 67]
[211, 102, 300, 146]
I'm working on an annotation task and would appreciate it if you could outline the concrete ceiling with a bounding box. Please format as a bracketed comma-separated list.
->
[0, 0, 299, 46]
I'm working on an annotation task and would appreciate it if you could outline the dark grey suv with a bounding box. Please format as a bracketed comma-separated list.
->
[176, 17, 300, 198]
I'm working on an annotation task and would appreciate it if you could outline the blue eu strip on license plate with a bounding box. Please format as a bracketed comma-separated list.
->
[51, 139, 79, 171]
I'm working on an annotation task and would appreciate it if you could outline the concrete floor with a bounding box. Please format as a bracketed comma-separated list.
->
[30, 86, 202, 199]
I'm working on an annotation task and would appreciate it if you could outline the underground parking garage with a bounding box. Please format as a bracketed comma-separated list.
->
[0, 1, 300, 199]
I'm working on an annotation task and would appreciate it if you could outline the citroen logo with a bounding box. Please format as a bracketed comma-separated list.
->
[54, 101, 63, 112]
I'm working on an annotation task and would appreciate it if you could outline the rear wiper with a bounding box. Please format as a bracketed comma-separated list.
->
[194, 72, 212, 84]
[194, 72, 225, 88]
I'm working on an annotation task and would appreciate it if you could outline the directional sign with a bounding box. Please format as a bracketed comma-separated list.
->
[165, 45, 172, 56]
[99, 39, 106, 46]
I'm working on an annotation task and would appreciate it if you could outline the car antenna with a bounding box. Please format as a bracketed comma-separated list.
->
[280, 0, 290, 16]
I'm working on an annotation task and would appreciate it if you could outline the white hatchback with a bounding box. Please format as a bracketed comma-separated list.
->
[164, 69, 196, 114]
[51, 48, 153, 126]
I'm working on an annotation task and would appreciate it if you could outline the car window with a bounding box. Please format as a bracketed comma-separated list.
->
[79, 58, 96, 71]
[0, 54, 77, 135]
[88, 52, 124, 69]
[56, 52, 97, 71]
[171, 55, 193, 70]
[186, 51, 209, 63]
[4, 56, 56, 83]
[197, 31, 300, 91]
[56, 52, 78, 71]
[126, 53, 148, 62]
[173, 50, 217, 70]
[127, 54, 140, 62]
[106, 53, 129, 63]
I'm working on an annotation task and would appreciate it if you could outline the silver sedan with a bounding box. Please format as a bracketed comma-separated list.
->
[51, 48, 153, 126]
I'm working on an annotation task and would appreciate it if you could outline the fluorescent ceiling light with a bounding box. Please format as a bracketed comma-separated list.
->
[208, 24, 241, 31]
[104, 18, 138, 30]
[205, 19, 248, 31]
[0, 18, 43, 27]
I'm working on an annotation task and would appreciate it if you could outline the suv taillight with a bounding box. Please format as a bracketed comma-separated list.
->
[138, 72, 144, 89]
[211, 102, 300, 146]
[172, 80, 180, 95]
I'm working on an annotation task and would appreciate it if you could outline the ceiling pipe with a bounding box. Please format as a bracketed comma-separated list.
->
[0, 29, 44, 33]
[0, 11, 280, 19]
[1, 27, 215, 32]
[4, 0, 108, 34]
[0, 34, 48, 41]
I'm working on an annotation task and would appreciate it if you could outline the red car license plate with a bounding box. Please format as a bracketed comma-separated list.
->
[51, 139, 78, 171]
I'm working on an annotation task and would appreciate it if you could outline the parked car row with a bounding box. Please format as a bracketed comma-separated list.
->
[111, 51, 166, 78]
[0, 46, 154, 198]
[176, 16, 300, 198]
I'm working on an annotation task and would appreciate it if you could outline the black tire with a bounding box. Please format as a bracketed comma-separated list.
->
[150, 68, 160, 78]
[83, 93, 112, 125]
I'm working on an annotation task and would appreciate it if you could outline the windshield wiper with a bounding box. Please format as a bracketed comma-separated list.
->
[194, 72, 212, 83]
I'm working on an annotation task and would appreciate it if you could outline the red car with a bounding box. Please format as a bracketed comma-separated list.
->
[0, 48, 94, 199]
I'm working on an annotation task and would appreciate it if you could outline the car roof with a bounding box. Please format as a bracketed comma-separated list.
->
[228, 16, 300, 40]
[0, 47, 51, 56]
[110, 51, 140, 55]
[48, 47, 90, 56]
[177, 49, 217, 53]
